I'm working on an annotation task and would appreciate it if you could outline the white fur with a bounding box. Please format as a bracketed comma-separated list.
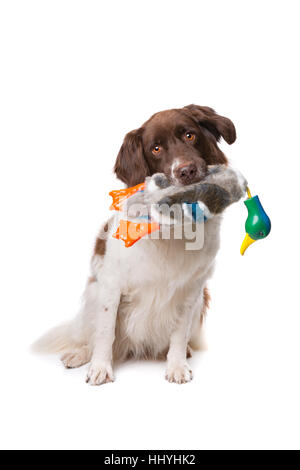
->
[34, 212, 221, 385]
[171, 160, 180, 180]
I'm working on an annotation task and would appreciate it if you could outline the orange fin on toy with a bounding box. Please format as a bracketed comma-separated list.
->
[109, 183, 145, 211]
[112, 219, 160, 247]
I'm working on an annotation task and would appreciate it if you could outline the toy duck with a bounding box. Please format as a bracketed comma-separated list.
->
[240, 187, 271, 255]
[109, 170, 272, 253]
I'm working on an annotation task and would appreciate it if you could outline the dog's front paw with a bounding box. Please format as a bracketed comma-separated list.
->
[86, 361, 114, 386]
[165, 361, 193, 384]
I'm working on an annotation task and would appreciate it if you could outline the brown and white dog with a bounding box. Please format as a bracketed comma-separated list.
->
[34, 105, 244, 385]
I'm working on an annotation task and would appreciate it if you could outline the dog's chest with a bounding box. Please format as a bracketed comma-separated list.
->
[118, 217, 222, 289]
[113, 218, 221, 350]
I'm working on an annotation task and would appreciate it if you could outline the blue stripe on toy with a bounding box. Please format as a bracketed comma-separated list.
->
[185, 202, 206, 223]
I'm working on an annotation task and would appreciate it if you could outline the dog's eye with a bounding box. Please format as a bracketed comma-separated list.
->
[185, 132, 195, 142]
[152, 146, 161, 155]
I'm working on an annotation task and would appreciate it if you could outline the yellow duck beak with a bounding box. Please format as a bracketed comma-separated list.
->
[240, 233, 256, 255]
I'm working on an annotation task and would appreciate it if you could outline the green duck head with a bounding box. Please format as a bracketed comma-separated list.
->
[240, 195, 271, 255]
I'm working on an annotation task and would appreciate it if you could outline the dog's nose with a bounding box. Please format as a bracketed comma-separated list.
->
[177, 162, 197, 184]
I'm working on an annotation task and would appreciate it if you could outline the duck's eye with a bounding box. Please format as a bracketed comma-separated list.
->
[185, 132, 195, 141]
[152, 145, 161, 155]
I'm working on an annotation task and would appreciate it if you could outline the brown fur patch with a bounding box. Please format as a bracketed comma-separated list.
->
[186, 345, 192, 358]
[94, 237, 106, 256]
[94, 219, 112, 257]
[88, 276, 97, 284]
[201, 287, 211, 323]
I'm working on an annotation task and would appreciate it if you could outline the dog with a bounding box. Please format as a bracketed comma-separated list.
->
[34, 105, 242, 385]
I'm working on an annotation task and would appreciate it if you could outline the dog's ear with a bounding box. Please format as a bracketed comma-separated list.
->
[184, 105, 236, 145]
[114, 128, 150, 186]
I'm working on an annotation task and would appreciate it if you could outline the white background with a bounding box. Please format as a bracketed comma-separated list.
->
[0, 0, 299, 450]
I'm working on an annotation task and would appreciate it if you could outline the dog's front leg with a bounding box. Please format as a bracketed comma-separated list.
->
[86, 279, 121, 386]
[166, 291, 199, 384]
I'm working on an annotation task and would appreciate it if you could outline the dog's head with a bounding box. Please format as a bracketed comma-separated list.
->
[114, 105, 236, 187]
